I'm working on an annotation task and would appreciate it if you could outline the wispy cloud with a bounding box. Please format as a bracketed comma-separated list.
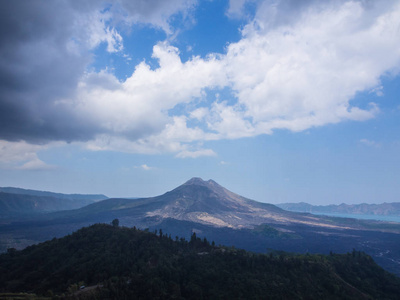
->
[134, 164, 156, 171]
[176, 149, 217, 158]
[16, 158, 57, 171]
[360, 139, 381, 148]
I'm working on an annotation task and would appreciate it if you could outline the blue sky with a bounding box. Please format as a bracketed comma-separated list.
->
[0, 0, 399, 205]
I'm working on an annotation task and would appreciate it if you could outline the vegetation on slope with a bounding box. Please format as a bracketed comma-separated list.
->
[0, 223, 399, 299]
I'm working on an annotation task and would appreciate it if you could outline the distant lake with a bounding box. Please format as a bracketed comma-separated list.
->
[314, 212, 400, 223]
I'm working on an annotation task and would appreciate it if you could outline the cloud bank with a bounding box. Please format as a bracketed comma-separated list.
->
[1, 0, 400, 163]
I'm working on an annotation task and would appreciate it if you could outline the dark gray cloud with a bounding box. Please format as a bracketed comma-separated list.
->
[0, 0, 98, 143]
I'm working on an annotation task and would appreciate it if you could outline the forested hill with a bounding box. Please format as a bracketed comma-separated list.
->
[1, 224, 399, 299]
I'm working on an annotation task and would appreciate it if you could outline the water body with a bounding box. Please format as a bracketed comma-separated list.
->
[314, 212, 400, 223]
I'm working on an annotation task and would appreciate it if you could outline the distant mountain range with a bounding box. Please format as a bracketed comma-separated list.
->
[0, 187, 107, 201]
[72, 177, 340, 230]
[1, 178, 400, 276]
[0, 187, 108, 217]
[53, 177, 399, 233]
[277, 201, 400, 216]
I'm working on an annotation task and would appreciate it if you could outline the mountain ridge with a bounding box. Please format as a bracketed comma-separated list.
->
[0, 186, 108, 201]
[0, 188, 108, 218]
[0, 192, 94, 215]
[277, 201, 400, 216]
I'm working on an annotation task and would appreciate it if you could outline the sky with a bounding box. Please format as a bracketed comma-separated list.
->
[0, 0, 399, 205]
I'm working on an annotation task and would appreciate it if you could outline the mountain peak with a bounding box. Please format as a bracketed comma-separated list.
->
[184, 177, 221, 188]
[180, 177, 239, 202]
[146, 177, 284, 229]
[184, 177, 206, 185]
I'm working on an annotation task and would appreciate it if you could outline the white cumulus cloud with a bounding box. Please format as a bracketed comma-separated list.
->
[0, 140, 57, 170]
[72, 0, 400, 157]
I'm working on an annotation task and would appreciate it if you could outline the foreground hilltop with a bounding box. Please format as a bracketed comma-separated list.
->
[1, 223, 399, 299]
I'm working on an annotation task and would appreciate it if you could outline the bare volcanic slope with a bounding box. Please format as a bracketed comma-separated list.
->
[71, 177, 282, 228]
[141, 177, 335, 229]
[144, 177, 284, 228]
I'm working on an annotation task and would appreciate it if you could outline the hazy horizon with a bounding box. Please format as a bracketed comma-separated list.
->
[2, 176, 400, 207]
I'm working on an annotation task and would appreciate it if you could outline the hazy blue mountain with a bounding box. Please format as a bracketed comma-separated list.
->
[277, 201, 400, 216]
[0, 187, 108, 218]
[0, 187, 107, 201]
[0, 192, 93, 215]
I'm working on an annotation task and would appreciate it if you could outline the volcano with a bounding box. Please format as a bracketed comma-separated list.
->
[75, 177, 366, 231]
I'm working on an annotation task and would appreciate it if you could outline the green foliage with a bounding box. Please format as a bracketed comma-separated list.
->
[0, 224, 399, 299]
